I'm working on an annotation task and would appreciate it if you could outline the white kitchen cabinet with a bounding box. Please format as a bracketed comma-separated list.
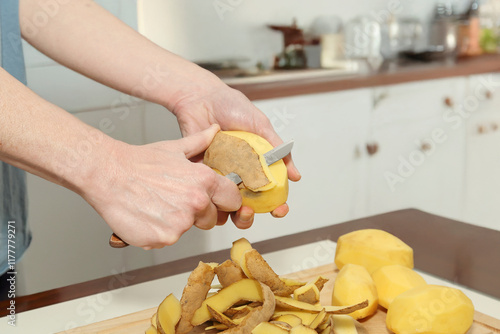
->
[463, 74, 500, 231]
[253, 89, 372, 227]
[365, 78, 468, 221]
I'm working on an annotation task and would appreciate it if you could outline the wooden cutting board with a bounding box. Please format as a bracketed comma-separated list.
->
[62, 264, 500, 334]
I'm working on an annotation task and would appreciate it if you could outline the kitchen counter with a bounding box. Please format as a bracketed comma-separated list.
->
[221, 54, 500, 100]
[1, 209, 499, 332]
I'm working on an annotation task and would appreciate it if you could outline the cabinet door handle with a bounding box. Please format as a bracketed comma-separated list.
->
[366, 142, 379, 156]
[421, 142, 432, 152]
[444, 97, 454, 107]
[478, 125, 487, 134]
[486, 91, 493, 100]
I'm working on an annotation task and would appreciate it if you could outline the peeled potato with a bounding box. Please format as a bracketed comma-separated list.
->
[204, 131, 288, 213]
[331, 264, 378, 320]
[334, 229, 414, 274]
[386, 285, 474, 334]
[372, 264, 427, 309]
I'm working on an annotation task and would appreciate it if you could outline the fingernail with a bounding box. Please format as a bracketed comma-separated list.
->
[240, 211, 253, 222]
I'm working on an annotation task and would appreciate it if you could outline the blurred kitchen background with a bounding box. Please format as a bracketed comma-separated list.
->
[17, 0, 500, 295]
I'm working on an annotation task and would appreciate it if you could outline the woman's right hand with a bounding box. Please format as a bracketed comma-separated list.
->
[82, 124, 242, 249]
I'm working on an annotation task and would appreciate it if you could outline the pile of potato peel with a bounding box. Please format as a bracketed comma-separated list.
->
[145, 238, 368, 334]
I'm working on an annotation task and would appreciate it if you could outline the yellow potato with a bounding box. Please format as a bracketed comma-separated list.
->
[331, 264, 378, 320]
[334, 229, 414, 274]
[386, 285, 474, 334]
[204, 131, 288, 213]
[372, 264, 427, 309]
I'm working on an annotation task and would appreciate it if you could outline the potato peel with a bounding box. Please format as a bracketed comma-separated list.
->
[243, 249, 295, 297]
[176, 261, 216, 334]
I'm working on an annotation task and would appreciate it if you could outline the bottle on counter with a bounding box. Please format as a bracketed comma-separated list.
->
[457, 0, 483, 57]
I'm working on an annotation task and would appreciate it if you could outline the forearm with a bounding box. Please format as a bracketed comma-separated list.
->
[0, 67, 114, 195]
[19, 0, 220, 111]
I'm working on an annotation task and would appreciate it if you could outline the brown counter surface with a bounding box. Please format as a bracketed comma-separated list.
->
[1, 208, 499, 317]
[224, 54, 500, 100]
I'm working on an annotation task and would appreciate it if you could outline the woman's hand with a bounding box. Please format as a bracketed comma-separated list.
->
[82, 125, 242, 249]
[170, 73, 301, 227]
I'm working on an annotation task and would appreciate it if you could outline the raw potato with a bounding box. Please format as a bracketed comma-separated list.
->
[191, 279, 264, 326]
[215, 260, 247, 288]
[252, 321, 290, 334]
[334, 229, 414, 274]
[176, 262, 217, 334]
[242, 248, 295, 296]
[332, 264, 378, 320]
[204, 131, 289, 213]
[156, 293, 181, 334]
[293, 283, 320, 304]
[371, 264, 427, 309]
[386, 285, 474, 334]
[221, 282, 276, 334]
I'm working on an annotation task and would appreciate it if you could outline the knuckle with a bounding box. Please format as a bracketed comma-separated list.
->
[189, 191, 211, 211]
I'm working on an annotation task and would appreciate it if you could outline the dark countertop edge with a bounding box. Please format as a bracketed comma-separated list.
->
[2, 208, 500, 317]
[225, 54, 500, 101]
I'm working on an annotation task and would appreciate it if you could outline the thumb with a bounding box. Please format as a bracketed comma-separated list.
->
[177, 124, 220, 159]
